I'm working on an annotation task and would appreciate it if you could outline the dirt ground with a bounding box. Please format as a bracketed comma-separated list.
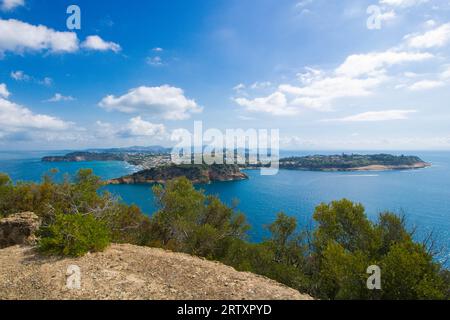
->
[0, 243, 312, 300]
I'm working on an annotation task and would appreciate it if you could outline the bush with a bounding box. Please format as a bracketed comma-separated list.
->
[38, 213, 110, 257]
[149, 177, 249, 258]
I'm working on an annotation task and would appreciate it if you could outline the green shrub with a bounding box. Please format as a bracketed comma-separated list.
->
[38, 213, 110, 257]
[150, 177, 249, 257]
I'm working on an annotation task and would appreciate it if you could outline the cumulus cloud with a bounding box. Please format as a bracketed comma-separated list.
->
[279, 76, 384, 111]
[336, 51, 433, 78]
[0, 85, 74, 140]
[0, 19, 122, 57]
[238, 71, 385, 114]
[81, 35, 121, 53]
[324, 110, 417, 122]
[95, 117, 166, 141]
[118, 116, 165, 138]
[0, 98, 72, 134]
[99, 85, 202, 120]
[45, 93, 75, 102]
[0, 83, 10, 98]
[405, 23, 450, 49]
[233, 46, 435, 115]
[234, 92, 298, 115]
[0, 19, 79, 55]
[0, 0, 24, 11]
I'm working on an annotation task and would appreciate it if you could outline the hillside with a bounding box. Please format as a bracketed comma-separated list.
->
[0, 244, 312, 300]
[108, 164, 248, 184]
[279, 154, 430, 171]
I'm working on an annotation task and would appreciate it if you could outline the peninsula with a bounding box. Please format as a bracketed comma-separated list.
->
[107, 164, 248, 185]
[278, 154, 431, 171]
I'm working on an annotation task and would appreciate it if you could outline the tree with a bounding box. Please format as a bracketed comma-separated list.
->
[150, 177, 249, 257]
[381, 241, 446, 299]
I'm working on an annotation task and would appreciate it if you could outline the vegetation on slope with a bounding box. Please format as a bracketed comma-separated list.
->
[280, 154, 429, 171]
[0, 169, 448, 299]
[108, 164, 248, 184]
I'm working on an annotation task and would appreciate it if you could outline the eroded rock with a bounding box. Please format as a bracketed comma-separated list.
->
[0, 212, 41, 248]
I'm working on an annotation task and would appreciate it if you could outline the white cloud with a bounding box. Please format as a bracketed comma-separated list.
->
[81, 35, 121, 53]
[46, 93, 75, 102]
[39, 77, 53, 86]
[0, 19, 122, 57]
[297, 67, 323, 85]
[250, 81, 272, 90]
[0, 19, 79, 55]
[408, 80, 445, 91]
[233, 83, 246, 92]
[11, 71, 53, 86]
[234, 49, 434, 115]
[118, 116, 165, 138]
[0, 83, 10, 98]
[0, 0, 24, 11]
[153, 47, 163, 52]
[378, 10, 397, 23]
[280, 76, 384, 110]
[10, 70, 30, 81]
[336, 51, 433, 78]
[425, 19, 437, 28]
[380, 0, 429, 8]
[234, 92, 299, 115]
[325, 109, 417, 122]
[95, 117, 166, 140]
[99, 85, 202, 120]
[0, 97, 71, 133]
[405, 23, 450, 49]
[146, 56, 164, 66]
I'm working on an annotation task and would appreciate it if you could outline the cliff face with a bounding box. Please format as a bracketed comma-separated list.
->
[0, 244, 312, 300]
[108, 164, 248, 185]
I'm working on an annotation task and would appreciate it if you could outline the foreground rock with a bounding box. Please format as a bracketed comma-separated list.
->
[0, 212, 41, 249]
[0, 244, 312, 300]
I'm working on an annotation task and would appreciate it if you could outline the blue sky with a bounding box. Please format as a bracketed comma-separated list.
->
[1, 0, 450, 150]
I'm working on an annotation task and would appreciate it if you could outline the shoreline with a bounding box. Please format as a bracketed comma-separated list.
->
[275, 162, 431, 172]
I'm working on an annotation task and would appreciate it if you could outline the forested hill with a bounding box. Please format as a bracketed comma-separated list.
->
[279, 154, 430, 171]
[108, 164, 248, 185]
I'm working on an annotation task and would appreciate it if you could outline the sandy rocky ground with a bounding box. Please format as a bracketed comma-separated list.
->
[0, 243, 312, 300]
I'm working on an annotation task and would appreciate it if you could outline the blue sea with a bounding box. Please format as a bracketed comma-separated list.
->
[1, 150, 449, 261]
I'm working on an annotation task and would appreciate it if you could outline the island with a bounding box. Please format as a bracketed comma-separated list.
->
[107, 164, 248, 185]
[278, 154, 431, 171]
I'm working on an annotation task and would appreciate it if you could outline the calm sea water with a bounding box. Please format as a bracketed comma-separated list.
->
[1, 150, 449, 259]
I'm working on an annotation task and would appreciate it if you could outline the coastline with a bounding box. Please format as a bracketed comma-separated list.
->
[277, 162, 431, 172]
